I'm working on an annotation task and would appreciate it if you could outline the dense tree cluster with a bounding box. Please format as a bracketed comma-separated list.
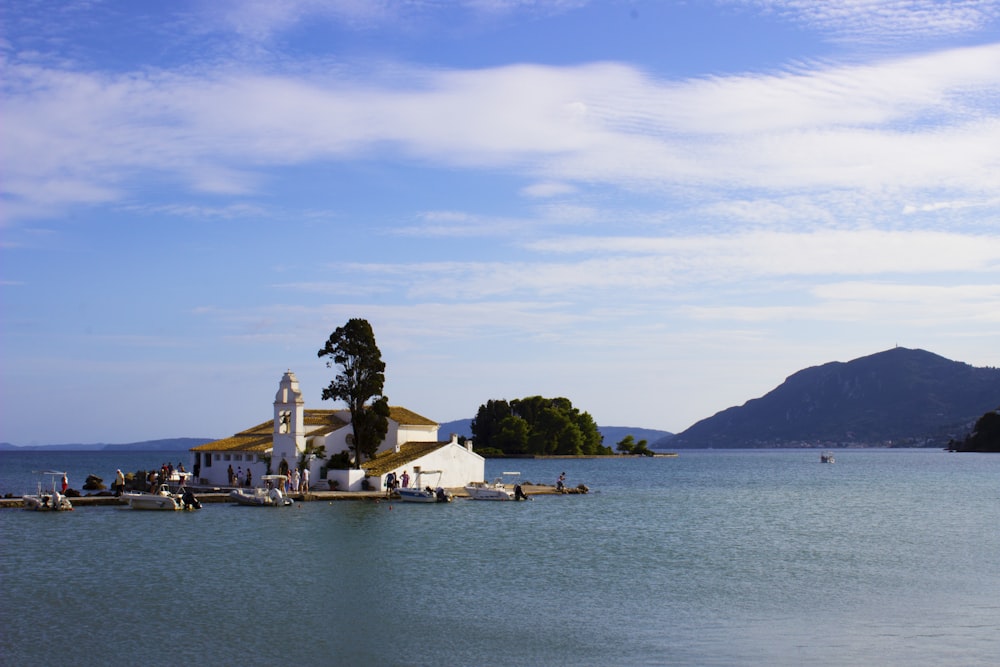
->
[470, 396, 610, 457]
[616, 435, 653, 456]
[948, 409, 1000, 452]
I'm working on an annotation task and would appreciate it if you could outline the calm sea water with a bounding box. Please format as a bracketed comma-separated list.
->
[2, 449, 999, 666]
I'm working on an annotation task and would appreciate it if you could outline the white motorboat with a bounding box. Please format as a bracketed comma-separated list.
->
[464, 472, 520, 501]
[123, 484, 200, 511]
[230, 475, 294, 506]
[395, 470, 452, 503]
[23, 471, 73, 512]
[167, 469, 194, 489]
[820, 451, 836, 463]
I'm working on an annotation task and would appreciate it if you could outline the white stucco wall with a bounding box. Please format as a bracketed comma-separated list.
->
[385, 442, 484, 491]
[395, 423, 439, 446]
[194, 451, 268, 488]
[325, 468, 369, 492]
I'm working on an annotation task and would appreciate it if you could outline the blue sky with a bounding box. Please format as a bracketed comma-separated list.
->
[3, 0, 999, 446]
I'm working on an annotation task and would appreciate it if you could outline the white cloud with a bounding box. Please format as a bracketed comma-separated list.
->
[521, 181, 577, 198]
[729, 0, 1000, 41]
[206, 0, 589, 41]
[260, 230, 1000, 316]
[4, 43, 999, 221]
[686, 280, 1000, 325]
[207, 0, 1000, 44]
[211, 0, 399, 39]
[525, 229, 1000, 275]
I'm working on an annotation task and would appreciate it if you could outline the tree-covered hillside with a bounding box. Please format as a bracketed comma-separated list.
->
[470, 396, 611, 456]
[948, 409, 1000, 452]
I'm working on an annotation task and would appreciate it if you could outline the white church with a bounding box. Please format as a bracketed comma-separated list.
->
[190, 370, 484, 492]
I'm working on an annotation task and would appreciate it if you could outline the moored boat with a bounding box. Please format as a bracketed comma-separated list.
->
[123, 484, 201, 510]
[23, 471, 73, 512]
[229, 474, 294, 506]
[464, 472, 521, 500]
[395, 470, 452, 503]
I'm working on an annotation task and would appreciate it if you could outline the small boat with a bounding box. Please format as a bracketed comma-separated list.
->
[464, 472, 520, 501]
[166, 469, 194, 489]
[395, 470, 452, 503]
[123, 484, 201, 511]
[229, 475, 294, 506]
[23, 471, 73, 511]
[820, 451, 836, 463]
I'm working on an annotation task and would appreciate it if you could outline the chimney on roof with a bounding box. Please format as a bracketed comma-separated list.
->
[449, 433, 459, 445]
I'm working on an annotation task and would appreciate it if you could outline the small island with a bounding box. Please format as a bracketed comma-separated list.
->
[947, 409, 1000, 452]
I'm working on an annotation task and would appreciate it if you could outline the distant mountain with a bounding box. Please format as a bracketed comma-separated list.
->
[438, 419, 473, 438]
[102, 438, 213, 451]
[438, 419, 673, 449]
[0, 438, 212, 452]
[668, 347, 1000, 448]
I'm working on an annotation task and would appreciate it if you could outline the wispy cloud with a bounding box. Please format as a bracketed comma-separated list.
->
[728, 0, 1000, 42]
[687, 281, 1000, 324]
[205, 0, 1000, 44]
[269, 229, 1000, 305]
[4, 44, 998, 224]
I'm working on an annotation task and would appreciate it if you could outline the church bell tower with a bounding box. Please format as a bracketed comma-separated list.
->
[272, 370, 305, 474]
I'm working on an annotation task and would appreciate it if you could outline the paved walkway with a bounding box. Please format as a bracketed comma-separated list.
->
[1, 484, 572, 509]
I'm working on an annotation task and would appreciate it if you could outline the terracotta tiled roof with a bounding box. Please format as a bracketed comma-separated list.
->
[362, 441, 447, 476]
[388, 406, 438, 427]
[190, 410, 349, 452]
[189, 432, 272, 453]
[191, 406, 434, 453]
[303, 410, 349, 436]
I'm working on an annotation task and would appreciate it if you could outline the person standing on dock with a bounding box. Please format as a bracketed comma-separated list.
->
[301, 467, 310, 493]
[400, 470, 410, 488]
[114, 469, 125, 497]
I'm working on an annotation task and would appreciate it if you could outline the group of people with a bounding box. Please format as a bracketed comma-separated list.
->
[108, 461, 187, 496]
[383, 470, 411, 496]
[281, 467, 309, 493]
[227, 464, 252, 488]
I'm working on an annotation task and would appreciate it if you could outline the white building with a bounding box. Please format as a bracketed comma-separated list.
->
[190, 370, 484, 492]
